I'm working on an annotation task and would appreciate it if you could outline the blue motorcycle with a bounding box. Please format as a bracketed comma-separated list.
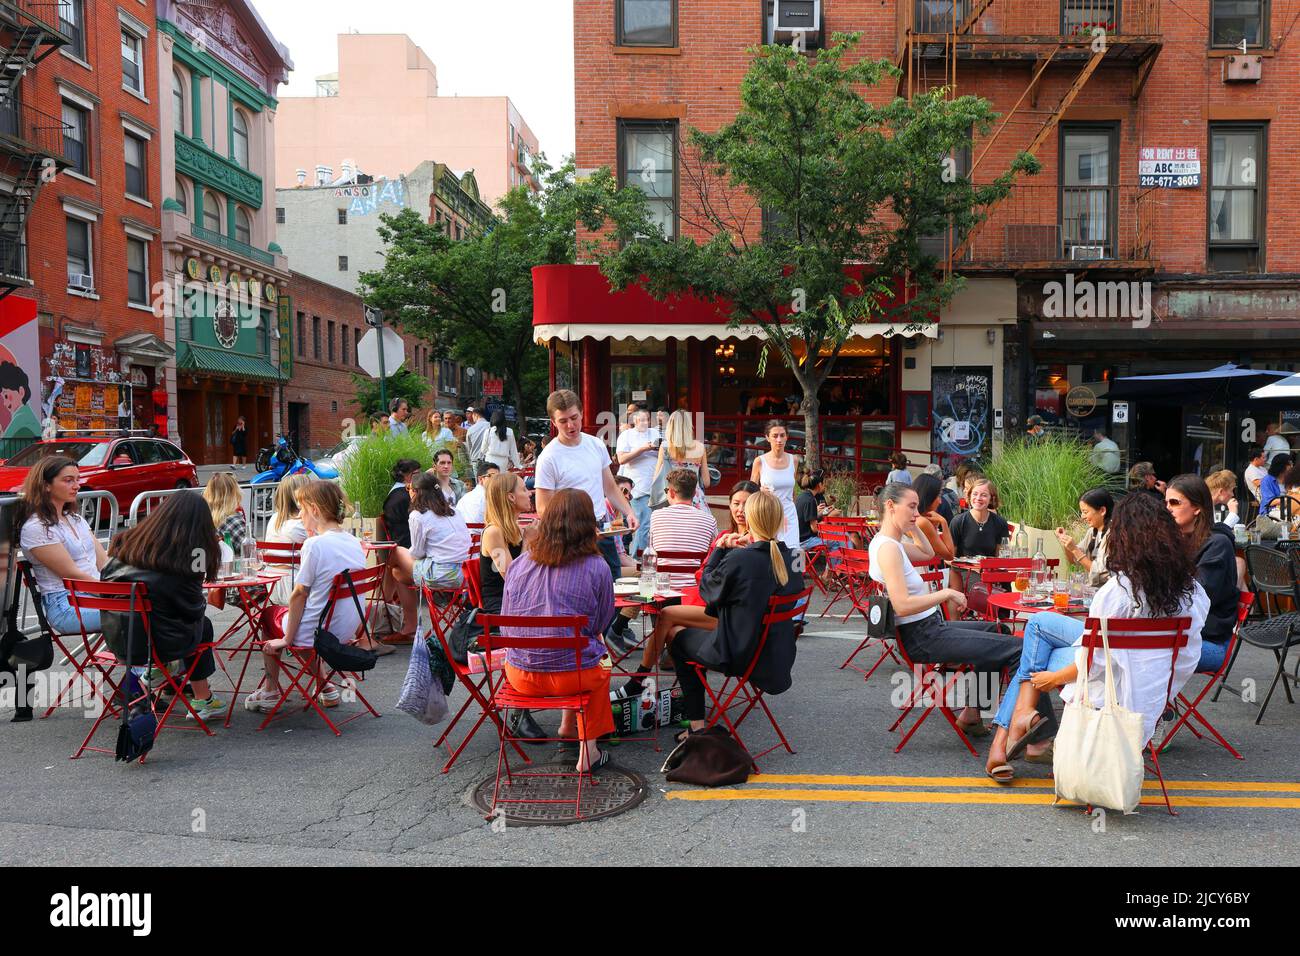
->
[252, 434, 339, 498]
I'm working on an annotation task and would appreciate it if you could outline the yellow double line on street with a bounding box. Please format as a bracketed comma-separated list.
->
[664, 773, 1300, 809]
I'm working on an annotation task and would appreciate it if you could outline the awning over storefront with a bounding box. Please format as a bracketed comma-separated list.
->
[532, 263, 938, 344]
[178, 342, 281, 382]
[1109, 364, 1291, 400]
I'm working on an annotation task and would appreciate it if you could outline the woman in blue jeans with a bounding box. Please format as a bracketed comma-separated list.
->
[16, 455, 107, 636]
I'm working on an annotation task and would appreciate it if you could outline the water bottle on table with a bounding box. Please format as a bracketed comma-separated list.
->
[640, 546, 657, 600]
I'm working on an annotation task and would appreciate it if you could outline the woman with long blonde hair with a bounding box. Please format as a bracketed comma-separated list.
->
[479, 471, 530, 614]
[622, 492, 802, 738]
[203, 472, 247, 551]
[652, 409, 709, 510]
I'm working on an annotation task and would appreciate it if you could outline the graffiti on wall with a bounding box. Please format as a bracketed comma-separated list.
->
[931, 366, 992, 469]
[334, 178, 406, 217]
[0, 297, 40, 441]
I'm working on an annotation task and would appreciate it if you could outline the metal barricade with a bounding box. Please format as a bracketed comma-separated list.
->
[126, 479, 282, 540]
[76, 490, 120, 543]
[126, 484, 204, 528]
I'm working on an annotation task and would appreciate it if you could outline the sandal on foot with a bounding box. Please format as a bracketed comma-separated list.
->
[1006, 714, 1050, 761]
[1025, 741, 1055, 764]
[955, 718, 990, 738]
[985, 763, 1015, 785]
[579, 750, 612, 775]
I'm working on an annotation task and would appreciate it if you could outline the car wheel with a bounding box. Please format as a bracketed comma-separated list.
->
[175, 480, 192, 489]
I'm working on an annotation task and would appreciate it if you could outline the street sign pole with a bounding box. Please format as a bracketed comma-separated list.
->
[366, 307, 387, 412]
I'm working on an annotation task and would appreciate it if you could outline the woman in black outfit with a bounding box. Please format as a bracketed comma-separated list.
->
[382, 459, 423, 548]
[480, 472, 531, 613]
[669, 490, 803, 740]
[1165, 474, 1239, 673]
[100, 492, 225, 721]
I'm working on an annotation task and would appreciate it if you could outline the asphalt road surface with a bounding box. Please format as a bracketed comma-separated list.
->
[3, 591, 1298, 867]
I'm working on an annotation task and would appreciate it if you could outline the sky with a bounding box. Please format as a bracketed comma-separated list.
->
[253, 0, 576, 162]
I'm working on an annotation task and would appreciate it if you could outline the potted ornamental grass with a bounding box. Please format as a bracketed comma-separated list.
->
[982, 433, 1107, 570]
[338, 427, 440, 519]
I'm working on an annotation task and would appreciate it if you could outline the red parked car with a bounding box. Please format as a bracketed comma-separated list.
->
[0, 436, 198, 515]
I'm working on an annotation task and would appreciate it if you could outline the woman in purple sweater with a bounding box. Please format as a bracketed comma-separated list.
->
[500, 488, 616, 773]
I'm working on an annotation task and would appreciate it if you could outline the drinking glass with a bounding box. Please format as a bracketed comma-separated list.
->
[1012, 571, 1029, 593]
[1070, 571, 1085, 600]
[1250, 530, 1262, 546]
[1052, 579, 1071, 611]
[655, 570, 671, 594]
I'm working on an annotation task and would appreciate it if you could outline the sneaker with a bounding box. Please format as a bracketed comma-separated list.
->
[186, 696, 227, 721]
[144, 666, 170, 689]
[243, 687, 282, 714]
[318, 683, 341, 708]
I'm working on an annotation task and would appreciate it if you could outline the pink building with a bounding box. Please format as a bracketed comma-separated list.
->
[275, 34, 540, 206]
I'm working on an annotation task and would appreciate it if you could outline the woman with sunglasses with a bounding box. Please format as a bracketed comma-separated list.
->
[1165, 475, 1239, 673]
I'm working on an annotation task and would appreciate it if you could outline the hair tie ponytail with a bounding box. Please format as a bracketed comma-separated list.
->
[769, 539, 789, 587]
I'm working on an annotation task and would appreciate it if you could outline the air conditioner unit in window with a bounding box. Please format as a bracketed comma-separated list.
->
[68, 273, 95, 291]
[1068, 245, 1106, 261]
[445, 386, 458, 396]
[774, 0, 822, 48]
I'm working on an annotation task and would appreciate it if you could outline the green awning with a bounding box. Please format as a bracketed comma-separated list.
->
[178, 342, 281, 381]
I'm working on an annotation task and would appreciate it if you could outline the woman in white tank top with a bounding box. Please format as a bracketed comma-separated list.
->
[750, 419, 801, 551]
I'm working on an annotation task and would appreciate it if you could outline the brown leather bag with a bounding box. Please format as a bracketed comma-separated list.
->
[661, 726, 751, 787]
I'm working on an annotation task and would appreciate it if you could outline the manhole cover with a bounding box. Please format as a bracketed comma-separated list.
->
[471, 762, 648, 826]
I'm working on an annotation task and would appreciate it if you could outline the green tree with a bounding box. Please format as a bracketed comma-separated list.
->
[592, 33, 1039, 467]
[350, 366, 429, 419]
[359, 158, 641, 418]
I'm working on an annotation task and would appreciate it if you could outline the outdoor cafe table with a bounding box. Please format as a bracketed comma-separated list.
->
[204, 571, 279, 726]
[986, 590, 1090, 633]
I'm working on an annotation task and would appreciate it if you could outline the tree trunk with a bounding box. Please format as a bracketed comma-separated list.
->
[801, 392, 820, 472]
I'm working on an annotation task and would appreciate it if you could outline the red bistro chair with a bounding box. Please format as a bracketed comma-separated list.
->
[816, 523, 856, 617]
[477, 614, 597, 820]
[887, 570, 982, 757]
[66, 579, 218, 760]
[255, 566, 385, 736]
[836, 549, 903, 680]
[683, 586, 813, 772]
[1077, 616, 1193, 816]
[423, 585, 527, 773]
[1157, 592, 1253, 759]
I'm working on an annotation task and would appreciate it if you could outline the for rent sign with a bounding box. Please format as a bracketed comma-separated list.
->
[1139, 146, 1201, 188]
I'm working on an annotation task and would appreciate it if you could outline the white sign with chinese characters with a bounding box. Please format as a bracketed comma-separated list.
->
[1139, 147, 1201, 188]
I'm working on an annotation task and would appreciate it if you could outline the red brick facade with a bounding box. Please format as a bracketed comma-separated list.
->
[282, 270, 434, 455]
[15, 0, 166, 434]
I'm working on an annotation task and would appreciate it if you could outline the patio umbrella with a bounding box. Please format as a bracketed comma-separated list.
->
[1249, 373, 1300, 401]
[1108, 364, 1292, 401]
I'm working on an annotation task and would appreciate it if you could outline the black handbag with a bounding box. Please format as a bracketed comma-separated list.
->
[312, 571, 378, 673]
[1, 570, 53, 672]
[115, 584, 157, 763]
[864, 593, 895, 642]
[446, 606, 480, 665]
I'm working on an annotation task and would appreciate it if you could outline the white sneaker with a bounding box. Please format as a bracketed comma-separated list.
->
[243, 687, 282, 714]
[318, 683, 341, 708]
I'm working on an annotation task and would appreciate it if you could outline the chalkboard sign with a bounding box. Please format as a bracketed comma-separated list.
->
[930, 366, 992, 470]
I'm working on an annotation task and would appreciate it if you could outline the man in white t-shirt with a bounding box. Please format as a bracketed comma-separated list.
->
[464, 406, 490, 470]
[1263, 422, 1292, 464]
[1088, 429, 1121, 474]
[535, 389, 638, 579]
[1244, 445, 1268, 502]
[456, 461, 499, 526]
[615, 408, 660, 557]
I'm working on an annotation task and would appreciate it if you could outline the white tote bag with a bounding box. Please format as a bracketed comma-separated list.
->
[1052, 620, 1146, 814]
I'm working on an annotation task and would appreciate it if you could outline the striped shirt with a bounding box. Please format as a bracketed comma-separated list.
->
[500, 552, 614, 673]
[648, 504, 718, 588]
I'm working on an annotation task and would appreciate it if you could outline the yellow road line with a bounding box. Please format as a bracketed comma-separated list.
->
[664, 788, 1300, 809]
[753, 774, 1300, 793]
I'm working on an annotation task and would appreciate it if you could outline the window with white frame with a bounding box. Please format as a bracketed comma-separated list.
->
[61, 99, 89, 176]
[121, 29, 144, 94]
[124, 132, 146, 199]
[59, 0, 84, 60]
[126, 236, 148, 304]
[66, 217, 92, 287]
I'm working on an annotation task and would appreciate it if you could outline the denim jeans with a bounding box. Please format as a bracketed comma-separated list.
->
[992, 611, 1084, 730]
[630, 495, 652, 556]
[597, 536, 622, 580]
[1198, 639, 1228, 674]
[43, 590, 101, 635]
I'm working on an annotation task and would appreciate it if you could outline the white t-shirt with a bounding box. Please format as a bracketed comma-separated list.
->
[1264, 434, 1291, 463]
[409, 509, 472, 565]
[535, 432, 612, 521]
[483, 428, 520, 470]
[455, 484, 487, 526]
[867, 533, 937, 625]
[616, 427, 660, 497]
[294, 530, 366, 648]
[267, 515, 309, 546]
[1090, 437, 1121, 474]
[20, 513, 99, 595]
[1245, 463, 1267, 501]
[1061, 572, 1207, 745]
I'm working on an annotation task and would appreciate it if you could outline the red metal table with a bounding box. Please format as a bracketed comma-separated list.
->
[206, 572, 279, 726]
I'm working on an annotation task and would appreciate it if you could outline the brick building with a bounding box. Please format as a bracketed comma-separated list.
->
[0, 0, 167, 451]
[283, 269, 434, 457]
[551, 0, 1300, 482]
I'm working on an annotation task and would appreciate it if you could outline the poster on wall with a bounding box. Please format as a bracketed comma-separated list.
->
[0, 297, 41, 443]
[930, 366, 993, 471]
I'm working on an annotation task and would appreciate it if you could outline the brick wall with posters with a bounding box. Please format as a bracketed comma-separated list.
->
[14, 0, 165, 434]
[281, 270, 434, 456]
[576, 0, 1300, 273]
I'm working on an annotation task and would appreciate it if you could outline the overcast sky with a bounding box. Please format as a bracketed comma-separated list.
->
[254, 0, 576, 162]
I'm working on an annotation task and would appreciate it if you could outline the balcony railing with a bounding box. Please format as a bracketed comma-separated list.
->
[959, 183, 1156, 266]
[190, 222, 275, 266]
[903, 0, 1159, 38]
[0, 235, 26, 280]
[0, 0, 70, 35]
[0, 98, 70, 160]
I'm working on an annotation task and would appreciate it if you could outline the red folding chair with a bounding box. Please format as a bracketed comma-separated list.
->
[1157, 592, 1253, 759]
[1074, 616, 1192, 815]
[254, 565, 384, 736]
[816, 523, 855, 617]
[67, 579, 218, 759]
[683, 585, 813, 772]
[887, 569, 984, 757]
[836, 549, 904, 680]
[477, 614, 599, 820]
[424, 585, 527, 773]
